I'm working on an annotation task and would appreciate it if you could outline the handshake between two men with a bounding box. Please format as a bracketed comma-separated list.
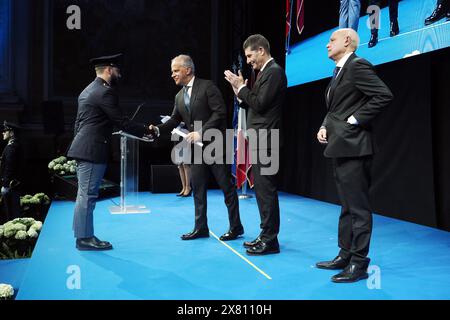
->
[146, 125, 201, 145]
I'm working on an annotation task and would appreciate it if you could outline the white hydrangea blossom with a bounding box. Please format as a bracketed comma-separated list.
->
[3, 223, 27, 238]
[15, 230, 27, 240]
[27, 228, 38, 239]
[12, 218, 36, 227]
[0, 284, 14, 299]
[30, 221, 43, 232]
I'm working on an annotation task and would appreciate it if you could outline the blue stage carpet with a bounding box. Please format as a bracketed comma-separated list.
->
[14, 190, 450, 300]
[0, 259, 29, 299]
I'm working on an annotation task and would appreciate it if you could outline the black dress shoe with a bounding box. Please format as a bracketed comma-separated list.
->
[316, 256, 349, 270]
[76, 236, 113, 251]
[246, 240, 280, 255]
[425, 4, 446, 25]
[331, 264, 369, 283]
[243, 237, 262, 248]
[390, 19, 399, 37]
[368, 29, 378, 48]
[219, 227, 244, 241]
[181, 229, 209, 240]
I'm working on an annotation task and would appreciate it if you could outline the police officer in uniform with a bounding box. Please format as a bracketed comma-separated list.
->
[0, 121, 23, 224]
[67, 54, 151, 251]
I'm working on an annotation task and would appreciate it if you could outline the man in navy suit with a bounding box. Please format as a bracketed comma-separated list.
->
[316, 29, 393, 282]
[67, 54, 151, 251]
[225, 34, 287, 255]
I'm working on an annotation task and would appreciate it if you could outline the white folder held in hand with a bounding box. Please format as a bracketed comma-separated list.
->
[171, 128, 204, 147]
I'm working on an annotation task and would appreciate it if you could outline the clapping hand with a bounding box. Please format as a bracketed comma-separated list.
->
[224, 70, 248, 96]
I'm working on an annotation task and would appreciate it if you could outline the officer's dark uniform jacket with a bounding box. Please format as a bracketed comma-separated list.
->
[67, 77, 148, 163]
[0, 138, 22, 188]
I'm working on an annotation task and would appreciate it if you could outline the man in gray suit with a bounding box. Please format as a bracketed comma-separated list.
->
[149, 55, 244, 242]
[67, 54, 151, 251]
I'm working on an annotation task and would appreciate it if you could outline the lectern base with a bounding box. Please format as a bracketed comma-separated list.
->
[109, 205, 151, 214]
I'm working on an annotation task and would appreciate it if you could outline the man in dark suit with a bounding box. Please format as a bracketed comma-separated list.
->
[316, 29, 393, 282]
[67, 53, 151, 251]
[149, 55, 244, 241]
[224, 34, 287, 255]
[0, 121, 23, 224]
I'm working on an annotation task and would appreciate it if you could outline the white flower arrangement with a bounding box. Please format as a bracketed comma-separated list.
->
[20, 193, 51, 206]
[0, 284, 14, 299]
[0, 218, 43, 259]
[48, 156, 77, 176]
[0, 218, 42, 240]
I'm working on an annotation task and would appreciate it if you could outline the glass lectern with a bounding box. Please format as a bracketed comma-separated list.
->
[109, 131, 152, 214]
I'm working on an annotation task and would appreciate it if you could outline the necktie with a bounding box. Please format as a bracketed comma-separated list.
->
[183, 86, 191, 113]
[327, 67, 342, 101]
[332, 66, 341, 80]
[256, 70, 263, 81]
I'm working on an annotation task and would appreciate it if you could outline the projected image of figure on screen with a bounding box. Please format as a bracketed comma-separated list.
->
[367, 0, 400, 48]
[286, 0, 450, 87]
[339, 0, 361, 31]
[424, 0, 450, 25]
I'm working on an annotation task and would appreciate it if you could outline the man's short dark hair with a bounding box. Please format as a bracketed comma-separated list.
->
[243, 34, 271, 54]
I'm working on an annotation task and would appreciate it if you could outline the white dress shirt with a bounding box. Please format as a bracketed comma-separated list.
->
[336, 52, 358, 125]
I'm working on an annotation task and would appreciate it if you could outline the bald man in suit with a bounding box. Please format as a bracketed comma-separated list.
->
[316, 29, 393, 283]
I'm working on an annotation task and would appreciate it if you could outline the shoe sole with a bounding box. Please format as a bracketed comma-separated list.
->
[246, 249, 280, 256]
[331, 274, 369, 283]
[181, 235, 210, 240]
[76, 245, 113, 251]
[316, 265, 347, 270]
[220, 234, 244, 241]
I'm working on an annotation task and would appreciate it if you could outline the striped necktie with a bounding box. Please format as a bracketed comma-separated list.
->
[183, 86, 191, 113]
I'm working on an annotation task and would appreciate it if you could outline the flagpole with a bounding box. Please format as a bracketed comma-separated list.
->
[238, 108, 252, 200]
[286, 0, 294, 55]
[239, 179, 252, 199]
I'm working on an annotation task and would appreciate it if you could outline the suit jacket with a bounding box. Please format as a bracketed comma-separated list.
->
[67, 77, 148, 163]
[157, 78, 227, 160]
[321, 53, 393, 158]
[238, 60, 287, 151]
